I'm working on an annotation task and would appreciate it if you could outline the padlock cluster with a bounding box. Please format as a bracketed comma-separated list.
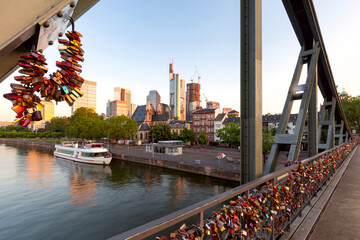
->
[159, 141, 356, 240]
[3, 30, 85, 126]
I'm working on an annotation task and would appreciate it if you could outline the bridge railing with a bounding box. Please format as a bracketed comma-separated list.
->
[109, 140, 358, 240]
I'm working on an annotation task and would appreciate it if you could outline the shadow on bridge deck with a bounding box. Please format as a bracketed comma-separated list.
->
[291, 145, 360, 240]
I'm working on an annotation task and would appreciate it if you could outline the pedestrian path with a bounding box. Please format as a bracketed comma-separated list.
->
[292, 145, 360, 240]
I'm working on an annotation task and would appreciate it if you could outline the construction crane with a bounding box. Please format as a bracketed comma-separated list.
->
[191, 66, 201, 84]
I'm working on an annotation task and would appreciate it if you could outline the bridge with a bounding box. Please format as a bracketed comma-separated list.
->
[0, 0, 358, 239]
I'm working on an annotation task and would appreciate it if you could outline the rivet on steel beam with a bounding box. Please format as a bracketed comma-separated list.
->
[70, 2, 76, 8]
[43, 21, 50, 28]
[57, 11, 64, 17]
[48, 40, 54, 45]
[58, 32, 63, 37]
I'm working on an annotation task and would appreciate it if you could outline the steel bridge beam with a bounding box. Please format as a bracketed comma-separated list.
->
[0, 0, 99, 84]
[240, 0, 263, 183]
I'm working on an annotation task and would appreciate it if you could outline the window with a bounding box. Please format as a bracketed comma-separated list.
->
[57, 149, 74, 155]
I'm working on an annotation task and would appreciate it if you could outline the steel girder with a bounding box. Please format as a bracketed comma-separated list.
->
[0, 0, 100, 84]
[264, 43, 320, 174]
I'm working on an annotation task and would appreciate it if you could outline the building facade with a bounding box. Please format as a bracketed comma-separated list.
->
[31, 100, 54, 130]
[223, 108, 232, 114]
[111, 100, 128, 117]
[71, 80, 97, 115]
[206, 101, 220, 110]
[186, 83, 200, 122]
[146, 90, 161, 112]
[192, 108, 221, 142]
[169, 120, 191, 135]
[214, 113, 228, 141]
[169, 62, 186, 120]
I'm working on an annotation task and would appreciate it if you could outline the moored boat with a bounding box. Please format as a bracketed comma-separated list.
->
[54, 141, 112, 165]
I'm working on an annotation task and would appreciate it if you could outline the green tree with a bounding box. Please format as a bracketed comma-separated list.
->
[265, 126, 277, 136]
[149, 122, 171, 142]
[197, 130, 209, 145]
[65, 107, 106, 140]
[216, 123, 240, 147]
[4, 125, 31, 132]
[107, 115, 138, 141]
[170, 131, 181, 140]
[180, 128, 196, 143]
[262, 132, 274, 162]
[341, 96, 360, 132]
[45, 117, 70, 136]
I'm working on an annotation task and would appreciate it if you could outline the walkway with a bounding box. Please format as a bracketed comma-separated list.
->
[292, 145, 360, 239]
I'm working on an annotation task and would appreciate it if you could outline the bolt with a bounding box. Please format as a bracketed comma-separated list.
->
[43, 21, 50, 28]
[48, 40, 54, 45]
[57, 11, 63, 17]
[70, 1, 76, 8]
[38, 49, 43, 53]
[58, 32, 63, 37]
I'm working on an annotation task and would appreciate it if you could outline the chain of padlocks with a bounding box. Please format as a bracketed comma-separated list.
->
[156, 141, 356, 240]
[3, 18, 84, 127]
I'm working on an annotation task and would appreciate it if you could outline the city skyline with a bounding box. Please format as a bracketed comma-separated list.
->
[0, 0, 240, 122]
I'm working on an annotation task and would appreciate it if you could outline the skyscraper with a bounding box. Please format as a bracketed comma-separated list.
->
[111, 87, 132, 117]
[169, 62, 186, 120]
[146, 90, 161, 111]
[186, 83, 200, 122]
[71, 80, 97, 115]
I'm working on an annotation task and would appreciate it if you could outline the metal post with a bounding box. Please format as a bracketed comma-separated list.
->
[241, 0, 263, 184]
[308, 44, 318, 156]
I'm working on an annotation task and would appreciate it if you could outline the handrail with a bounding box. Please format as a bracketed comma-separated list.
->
[109, 140, 357, 240]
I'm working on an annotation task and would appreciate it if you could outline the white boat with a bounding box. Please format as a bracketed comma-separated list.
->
[54, 141, 112, 165]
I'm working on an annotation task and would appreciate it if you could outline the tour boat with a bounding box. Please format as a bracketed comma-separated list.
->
[54, 141, 112, 165]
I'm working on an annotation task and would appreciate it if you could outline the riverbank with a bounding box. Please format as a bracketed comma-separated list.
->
[0, 139, 241, 182]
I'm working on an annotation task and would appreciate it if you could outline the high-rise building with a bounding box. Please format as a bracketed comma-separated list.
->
[169, 62, 186, 120]
[114, 87, 121, 101]
[186, 83, 200, 122]
[111, 100, 128, 117]
[130, 103, 137, 117]
[113, 87, 131, 117]
[31, 100, 54, 130]
[106, 100, 112, 117]
[71, 80, 97, 115]
[206, 101, 220, 110]
[146, 90, 161, 112]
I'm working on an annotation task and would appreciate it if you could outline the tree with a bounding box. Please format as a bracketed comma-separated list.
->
[216, 123, 240, 147]
[197, 130, 209, 145]
[107, 115, 138, 141]
[45, 117, 70, 136]
[265, 126, 277, 136]
[65, 107, 106, 140]
[172, 116, 179, 120]
[171, 131, 181, 140]
[341, 96, 360, 132]
[180, 128, 196, 144]
[149, 122, 171, 142]
[262, 132, 274, 163]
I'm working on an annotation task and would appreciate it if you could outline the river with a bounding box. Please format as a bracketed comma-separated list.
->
[0, 143, 238, 239]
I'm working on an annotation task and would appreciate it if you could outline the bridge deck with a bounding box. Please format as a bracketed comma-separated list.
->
[304, 146, 360, 239]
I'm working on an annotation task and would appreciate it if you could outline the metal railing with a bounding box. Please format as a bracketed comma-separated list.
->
[109, 140, 358, 240]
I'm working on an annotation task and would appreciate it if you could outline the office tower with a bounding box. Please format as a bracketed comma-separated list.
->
[206, 101, 220, 110]
[71, 80, 97, 115]
[186, 83, 200, 122]
[169, 62, 186, 120]
[130, 103, 137, 117]
[146, 90, 161, 111]
[111, 100, 128, 117]
[106, 100, 112, 117]
[114, 87, 121, 101]
[31, 100, 54, 130]
[114, 87, 131, 117]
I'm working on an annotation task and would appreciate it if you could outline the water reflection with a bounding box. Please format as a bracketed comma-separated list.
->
[26, 150, 54, 189]
[55, 158, 112, 206]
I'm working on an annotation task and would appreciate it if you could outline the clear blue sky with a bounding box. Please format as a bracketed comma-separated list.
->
[0, 0, 240, 121]
[1, 0, 360, 122]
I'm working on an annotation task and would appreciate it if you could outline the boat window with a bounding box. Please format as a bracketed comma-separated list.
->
[57, 149, 74, 155]
[82, 152, 108, 157]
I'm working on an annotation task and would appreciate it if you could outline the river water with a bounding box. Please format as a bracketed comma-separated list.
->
[0, 144, 238, 240]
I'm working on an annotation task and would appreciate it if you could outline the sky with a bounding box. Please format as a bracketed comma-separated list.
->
[1, 0, 360, 122]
